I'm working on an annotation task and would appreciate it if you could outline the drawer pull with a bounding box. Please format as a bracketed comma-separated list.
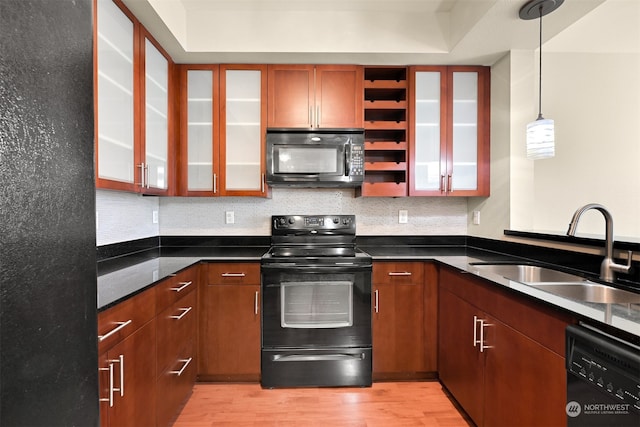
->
[169, 306, 193, 320]
[170, 357, 193, 376]
[388, 271, 412, 276]
[170, 281, 192, 292]
[221, 273, 246, 277]
[99, 363, 114, 407]
[98, 320, 132, 342]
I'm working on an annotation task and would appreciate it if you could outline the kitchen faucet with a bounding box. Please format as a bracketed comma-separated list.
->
[567, 203, 633, 282]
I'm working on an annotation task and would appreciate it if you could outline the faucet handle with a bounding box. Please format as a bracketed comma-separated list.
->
[613, 250, 633, 274]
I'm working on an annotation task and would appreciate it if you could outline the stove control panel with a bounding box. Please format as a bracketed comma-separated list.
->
[272, 215, 355, 232]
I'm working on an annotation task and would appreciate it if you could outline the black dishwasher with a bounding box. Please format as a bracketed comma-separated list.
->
[566, 324, 640, 426]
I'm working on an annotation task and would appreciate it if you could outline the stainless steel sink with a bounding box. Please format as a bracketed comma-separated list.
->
[468, 263, 587, 283]
[527, 282, 640, 304]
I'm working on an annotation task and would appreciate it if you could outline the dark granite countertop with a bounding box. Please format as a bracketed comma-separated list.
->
[97, 242, 640, 339]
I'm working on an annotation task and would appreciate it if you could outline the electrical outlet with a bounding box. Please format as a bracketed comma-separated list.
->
[225, 211, 235, 224]
[398, 210, 408, 224]
[473, 210, 481, 225]
[152, 210, 159, 224]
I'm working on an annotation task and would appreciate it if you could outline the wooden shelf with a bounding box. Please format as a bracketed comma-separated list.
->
[365, 141, 407, 150]
[365, 162, 407, 172]
[357, 181, 407, 197]
[361, 66, 409, 197]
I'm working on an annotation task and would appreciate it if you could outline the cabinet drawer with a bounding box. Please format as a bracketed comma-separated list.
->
[98, 287, 155, 354]
[440, 267, 575, 356]
[373, 262, 424, 285]
[207, 262, 260, 285]
[156, 338, 196, 427]
[157, 291, 197, 377]
[156, 265, 198, 314]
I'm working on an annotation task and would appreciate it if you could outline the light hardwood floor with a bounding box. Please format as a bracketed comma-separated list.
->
[172, 381, 469, 426]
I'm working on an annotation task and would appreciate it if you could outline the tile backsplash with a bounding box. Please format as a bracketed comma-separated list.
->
[96, 188, 468, 245]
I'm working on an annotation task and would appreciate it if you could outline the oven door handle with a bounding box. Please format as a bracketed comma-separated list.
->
[271, 353, 366, 362]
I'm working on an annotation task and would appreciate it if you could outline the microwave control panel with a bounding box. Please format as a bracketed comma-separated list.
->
[349, 144, 364, 177]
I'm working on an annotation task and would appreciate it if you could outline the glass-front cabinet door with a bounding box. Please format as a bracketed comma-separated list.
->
[409, 66, 490, 197]
[410, 67, 446, 194]
[219, 65, 268, 196]
[141, 34, 172, 194]
[95, 0, 136, 191]
[178, 65, 219, 195]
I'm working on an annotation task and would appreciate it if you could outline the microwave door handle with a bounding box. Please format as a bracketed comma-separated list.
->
[345, 144, 351, 176]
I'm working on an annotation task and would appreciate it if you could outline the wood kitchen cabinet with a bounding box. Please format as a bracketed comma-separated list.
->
[409, 66, 490, 196]
[98, 286, 157, 427]
[177, 65, 268, 196]
[358, 66, 409, 197]
[98, 265, 199, 427]
[155, 267, 198, 427]
[267, 65, 363, 129]
[372, 262, 437, 380]
[438, 267, 574, 427]
[198, 262, 261, 381]
[94, 0, 175, 194]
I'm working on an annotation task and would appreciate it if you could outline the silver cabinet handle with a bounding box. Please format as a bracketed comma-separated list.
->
[169, 306, 192, 320]
[479, 320, 493, 352]
[473, 315, 480, 347]
[170, 281, 192, 292]
[316, 105, 320, 128]
[441, 174, 446, 193]
[448, 174, 453, 193]
[213, 173, 217, 194]
[169, 358, 193, 376]
[99, 363, 114, 407]
[145, 164, 149, 189]
[254, 291, 259, 315]
[261, 173, 265, 193]
[374, 289, 379, 313]
[309, 106, 313, 128]
[108, 354, 124, 397]
[136, 163, 146, 187]
[98, 319, 132, 342]
[221, 272, 246, 277]
[388, 271, 412, 276]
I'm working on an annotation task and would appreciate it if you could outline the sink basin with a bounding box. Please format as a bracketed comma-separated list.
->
[528, 282, 640, 304]
[468, 262, 587, 283]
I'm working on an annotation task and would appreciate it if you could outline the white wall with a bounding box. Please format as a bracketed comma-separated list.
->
[96, 188, 469, 245]
[531, 51, 640, 238]
[96, 190, 159, 245]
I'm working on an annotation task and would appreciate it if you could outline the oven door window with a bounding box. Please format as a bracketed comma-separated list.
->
[273, 145, 344, 175]
[281, 281, 353, 328]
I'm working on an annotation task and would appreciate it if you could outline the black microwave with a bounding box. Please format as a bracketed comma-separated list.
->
[266, 128, 365, 187]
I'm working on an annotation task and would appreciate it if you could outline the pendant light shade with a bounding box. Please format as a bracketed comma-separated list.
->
[520, 0, 563, 160]
[526, 117, 554, 159]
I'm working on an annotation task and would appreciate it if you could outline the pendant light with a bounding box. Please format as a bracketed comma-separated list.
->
[520, 0, 563, 159]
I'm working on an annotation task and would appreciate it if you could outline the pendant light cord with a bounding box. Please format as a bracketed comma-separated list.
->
[537, 5, 544, 120]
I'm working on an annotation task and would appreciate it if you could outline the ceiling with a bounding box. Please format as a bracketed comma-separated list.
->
[121, 0, 639, 64]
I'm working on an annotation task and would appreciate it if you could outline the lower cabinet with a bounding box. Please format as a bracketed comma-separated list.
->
[98, 287, 157, 427]
[155, 278, 197, 427]
[198, 262, 261, 381]
[98, 265, 199, 427]
[372, 261, 437, 380]
[438, 267, 574, 427]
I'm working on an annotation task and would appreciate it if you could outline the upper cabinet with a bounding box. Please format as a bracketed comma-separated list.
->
[94, 0, 174, 195]
[177, 65, 268, 197]
[267, 65, 363, 129]
[358, 67, 409, 197]
[219, 65, 268, 197]
[409, 66, 490, 197]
